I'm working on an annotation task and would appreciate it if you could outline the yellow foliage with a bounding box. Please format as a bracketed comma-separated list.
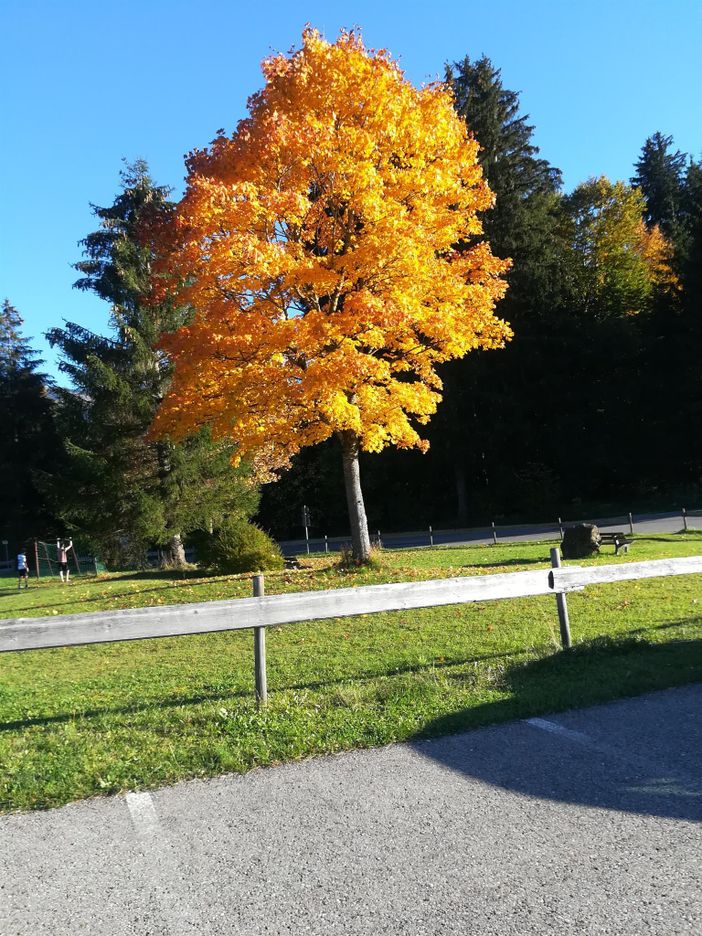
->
[640, 222, 679, 295]
[568, 177, 678, 316]
[148, 28, 510, 474]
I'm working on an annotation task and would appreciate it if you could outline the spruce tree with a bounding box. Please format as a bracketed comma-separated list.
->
[630, 140, 698, 493]
[430, 56, 569, 522]
[681, 160, 702, 312]
[445, 55, 569, 318]
[0, 301, 61, 545]
[446, 56, 561, 236]
[48, 161, 258, 567]
[671, 159, 702, 483]
[631, 132, 687, 242]
[1, 299, 34, 368]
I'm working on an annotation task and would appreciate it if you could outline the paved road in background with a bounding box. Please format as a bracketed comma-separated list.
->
[2, 684, 700, 935]
[282, 508, 701, 555]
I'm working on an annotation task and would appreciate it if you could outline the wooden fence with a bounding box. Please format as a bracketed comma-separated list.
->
[1, 551, 701, 704]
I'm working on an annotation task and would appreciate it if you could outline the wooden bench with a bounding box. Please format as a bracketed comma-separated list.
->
[598, 532, 631, 555]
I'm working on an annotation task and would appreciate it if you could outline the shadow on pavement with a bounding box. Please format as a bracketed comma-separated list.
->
[410, 636, 702, 823]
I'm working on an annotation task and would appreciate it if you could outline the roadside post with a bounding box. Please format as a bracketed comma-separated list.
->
[302, 505, 311, 555]
[682, 508, 688, 532]
[252, 574, 267, 706]
[550, 547, 572, 650]
[628, 512, 634, 535]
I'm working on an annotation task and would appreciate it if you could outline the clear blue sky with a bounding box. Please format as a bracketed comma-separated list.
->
[2, 0, 700, 382]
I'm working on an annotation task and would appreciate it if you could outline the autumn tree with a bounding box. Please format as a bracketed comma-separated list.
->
[563, 177, 676, 319]
[149, 29, 510, 562]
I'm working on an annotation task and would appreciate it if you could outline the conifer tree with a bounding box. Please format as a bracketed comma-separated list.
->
[434, 56, 567, 521]
[1, 299, 34, 368]
[669, 159, 702, 481]
[446, 56, 561, 242]
[631, 132, 687, 242]
[48, 161, 258, 566]
[681, 160, 702, 312]
[0, 301, 61, 544]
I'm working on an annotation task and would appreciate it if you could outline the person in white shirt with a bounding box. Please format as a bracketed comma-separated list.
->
[56, 538, 74, 583]
[17, 550, 29, 589]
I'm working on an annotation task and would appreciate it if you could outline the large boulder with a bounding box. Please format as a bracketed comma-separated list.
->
[561, 523, 601, 559]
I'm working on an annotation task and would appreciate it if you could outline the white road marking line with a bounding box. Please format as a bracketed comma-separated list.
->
[525, 716, 702, 796]
[125, 791, 160, 837]
[125, 791, 208, 934]
[526, 717, 592, 744]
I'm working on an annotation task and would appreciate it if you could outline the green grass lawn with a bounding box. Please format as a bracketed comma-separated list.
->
[1, 532, 701, 812]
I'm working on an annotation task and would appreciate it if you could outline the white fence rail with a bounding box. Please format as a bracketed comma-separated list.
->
[2, 553, 701, 703]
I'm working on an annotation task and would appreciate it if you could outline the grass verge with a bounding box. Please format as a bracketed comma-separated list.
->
[1, 532, 701, 812]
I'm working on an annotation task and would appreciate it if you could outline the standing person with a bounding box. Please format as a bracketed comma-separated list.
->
[56, 537, 74, 584]
[17, 548, 29, 589]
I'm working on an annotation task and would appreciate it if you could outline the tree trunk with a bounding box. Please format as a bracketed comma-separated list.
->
[339, 431, 371, 563]
[163, 533, 187, 569]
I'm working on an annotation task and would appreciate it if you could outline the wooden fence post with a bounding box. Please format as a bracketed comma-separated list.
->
[550, 547, 572, 650]
[252, 574, 267, 706]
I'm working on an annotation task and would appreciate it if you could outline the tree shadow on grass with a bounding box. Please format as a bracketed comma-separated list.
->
[410, 635, 702, 822]
[629, 614, 702, 636]
[101, 569, 213, 582]
[0, 576, 248, 614]
[465, 557, 548, 570]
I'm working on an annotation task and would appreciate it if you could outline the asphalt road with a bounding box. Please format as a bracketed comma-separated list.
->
[1, 684, 700, 935]
[283, 509, 701, 555]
